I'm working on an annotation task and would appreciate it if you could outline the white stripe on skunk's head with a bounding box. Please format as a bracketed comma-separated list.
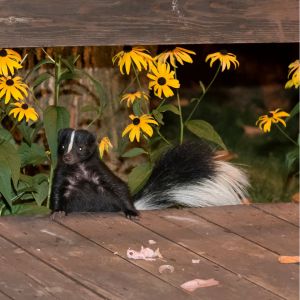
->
[67, 130, 76, 154]
[57, 128, 97, 165]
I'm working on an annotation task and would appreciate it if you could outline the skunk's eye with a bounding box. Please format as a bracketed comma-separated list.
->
[79, 147, 82, 151]
[61, 145, 65, 149]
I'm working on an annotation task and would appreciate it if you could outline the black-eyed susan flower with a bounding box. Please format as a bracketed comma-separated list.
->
[122, 114, 158, 142]
[285, 59, 300, 89]
[98, 137, 113, 158]
[155, 47, 196, 68]
[112, 46, 153, 75]
[0, 76, 28, 104]
[256, 109, 290, 133]
[9, 102, 39, 123]
[0, 49, 22, 76]
[205, 50, 239, 72]
[121, 91, 149, 107]
[147, 62, 180, 99]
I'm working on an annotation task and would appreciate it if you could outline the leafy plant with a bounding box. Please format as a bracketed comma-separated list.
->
[0, 48, 106, 215]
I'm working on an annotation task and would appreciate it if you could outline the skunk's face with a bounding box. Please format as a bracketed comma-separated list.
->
[57, 128, 97, 165]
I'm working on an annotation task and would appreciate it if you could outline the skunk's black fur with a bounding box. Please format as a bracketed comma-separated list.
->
[50, 128, 138, 217]
[50, 128, 249, 216]
[134, 141, 249, 210]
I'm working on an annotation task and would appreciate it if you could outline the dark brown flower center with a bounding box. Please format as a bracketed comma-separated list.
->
[158, 77, 166, 85]
[0, 49, 7, 57]
[123, 46, 133, 53]
[6, 79, 14, 86]
[267, 112, 274, 118]
[133, 117, 140, 125]
[21, 104, 28, 110]
[220, 50, 228, 55]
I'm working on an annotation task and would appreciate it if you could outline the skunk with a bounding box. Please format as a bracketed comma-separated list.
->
[50, 128, 138, 218]
[50, 128, 249, 217]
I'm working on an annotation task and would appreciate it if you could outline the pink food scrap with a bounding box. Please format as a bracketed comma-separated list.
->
[127, 246, 163, 261]
[181, 278, 219, 292]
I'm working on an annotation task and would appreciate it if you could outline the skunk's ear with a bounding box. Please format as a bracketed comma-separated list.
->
[57, 128, 65, 143]
[57, 128, 72, 143]
[88, 132, 96, 145]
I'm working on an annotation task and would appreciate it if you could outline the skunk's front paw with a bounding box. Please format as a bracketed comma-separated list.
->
[124, 208, 140, 219]
[50, 211, 66, 221]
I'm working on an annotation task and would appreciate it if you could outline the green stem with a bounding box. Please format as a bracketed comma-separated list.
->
[132, 64, 149, 114]
[156, 99, 166, 111]
[86, 113, 101, 129]
[20, 53, 29, 66]
[275, 124, 298, 146]
[120, 77, 137, 95]
[47, 165, 54, 208]
[185, 64, 221, 124]
[174, 68, 184, 144]
[156, 128, 171, 145]
[41, 48, 55, 63]
[54, 57, 61, 106]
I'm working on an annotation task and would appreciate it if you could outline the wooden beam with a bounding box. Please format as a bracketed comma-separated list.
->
[0, 0, 298, 48]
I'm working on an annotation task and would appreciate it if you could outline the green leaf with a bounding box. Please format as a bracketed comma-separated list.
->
[185, 119, 227, 150]
[81, 105, 100, 113]
[286, 102, 299, 122]
[149, 142, 172, 162]
[199, 80, 206, 94]
[1, 203, 50, 216]
[0, 141, 21, 188]
[61, 57, 75, 73]
[128, 162, 153, 195]
[0, 161, 15, 207]
[58, 70, 81, 83]
[0, 126, 13, 144]
[32, 174, 49, 206]
[122, 147, 148, 158]
[24, 58, 55, 81]
[157, 104, 180, 115]
[152, 109, 164, 125]
[17, 121, 43, 146]
[285, 147, 299, 172]
[132, 101, 142, 116]
[18, 143, 47, 167]
[32, 72, 52, 89]
[44, 106, 70, 167]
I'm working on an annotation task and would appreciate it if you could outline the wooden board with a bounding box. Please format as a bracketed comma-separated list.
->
[253, 203, 299, 226]
[192, 205, 299, 255]
[0, 0, 298, 48]
[57, 213, 279, 300]
[0, 216, 193, 300]
[137, 208, 299, 300]
[0, 204, 298, 300]
[0, 236, 102, 299]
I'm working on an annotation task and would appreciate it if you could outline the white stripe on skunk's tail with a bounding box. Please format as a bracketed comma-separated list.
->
[134, 160, 249, 210]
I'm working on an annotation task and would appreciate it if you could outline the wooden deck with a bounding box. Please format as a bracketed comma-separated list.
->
[0, 203, 298, 300]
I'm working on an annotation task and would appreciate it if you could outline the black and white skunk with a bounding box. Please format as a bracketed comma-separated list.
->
[50, 128, 138, 218]
[50, 128, 249, 217]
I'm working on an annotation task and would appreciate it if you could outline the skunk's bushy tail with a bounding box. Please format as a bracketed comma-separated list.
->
[134, 141, 249, 210]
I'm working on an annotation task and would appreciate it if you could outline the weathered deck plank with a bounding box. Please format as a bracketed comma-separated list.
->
[0, 216, 192, 300]
[253, 203, 299, 226]
[0, 0, 298, 48]
[192, 205, 299, 255]
[0, 237, 102, 300]
[57, 213, 278, 300]
[0, 204, 298, 300]
[137, 207, 299, 300]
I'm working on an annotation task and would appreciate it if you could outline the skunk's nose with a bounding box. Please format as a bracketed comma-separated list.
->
[63, 153, 72, 162]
